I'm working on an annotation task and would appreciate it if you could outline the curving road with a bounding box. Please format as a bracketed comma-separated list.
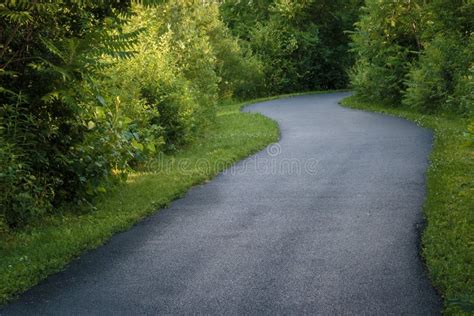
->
[1, 93, 441, 315]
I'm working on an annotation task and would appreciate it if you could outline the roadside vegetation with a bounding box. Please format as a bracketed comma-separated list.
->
[0, 100, 278, 304]
[0, 0, 360, 230]
[347, 1, 473, 314]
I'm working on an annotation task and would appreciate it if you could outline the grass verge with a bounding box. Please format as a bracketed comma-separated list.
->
[0, 100, 279, 305]
[340, 96, 474, 315]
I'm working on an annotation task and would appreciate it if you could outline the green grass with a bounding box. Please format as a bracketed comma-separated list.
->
[0, 99, 279, 305]
[341, 96, 474, 315]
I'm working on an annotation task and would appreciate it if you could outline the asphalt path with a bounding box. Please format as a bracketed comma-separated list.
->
[1, 92, 441, 315]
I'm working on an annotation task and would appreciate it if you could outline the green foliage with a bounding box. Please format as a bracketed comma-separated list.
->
[404, 34, 473, 114]
[455, 64, 474, 116]
[350, 0, 423, 104]
[0, 0, 142, 226]
[221, 0, 362, 95]
[351, 0, 474, 115]
[0, 0, 274, 227]
[0, 134, 52, 228]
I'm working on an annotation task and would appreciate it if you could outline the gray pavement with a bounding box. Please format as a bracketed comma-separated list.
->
[1, 92, 441, 315]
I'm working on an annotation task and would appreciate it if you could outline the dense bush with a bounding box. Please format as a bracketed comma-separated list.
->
[104, 1, 266, 148]
[350, 0, 474, 115]
[0, 0, 269, 228]
[0, 1, 139, 227]
[349, 0, 423, 104]
[404, 34, 473, 114]
[455, 64, 474, 116]
[157, 1, 264, 101]
[221, 0, 362, 95]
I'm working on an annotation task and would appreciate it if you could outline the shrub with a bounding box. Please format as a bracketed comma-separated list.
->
[453, 63, 474, 116]
[349, 0, 423, 105]
[0, 135, 53, 227]
[0, 1, 149, 227]
[403, 34, 472, 114]
[221, 0, 361, 95]
[351, 0, 474, 114]
[350, 45, 413, 105]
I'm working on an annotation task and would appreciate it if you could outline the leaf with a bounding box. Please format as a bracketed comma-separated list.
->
[131, 139, 144, 151]
[97, 186, 107, 193]
[95, 107, 106, 119]
[96, 95, 107, 107]
[41, 91, 60, 102]
[122, 116, 133, 124]
[87, 121, 96, 130]
[39, 37, 65, 61]
[146, 143, 156, 153]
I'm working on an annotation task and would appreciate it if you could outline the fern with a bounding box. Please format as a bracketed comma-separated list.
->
[0, 7, 33, 25]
